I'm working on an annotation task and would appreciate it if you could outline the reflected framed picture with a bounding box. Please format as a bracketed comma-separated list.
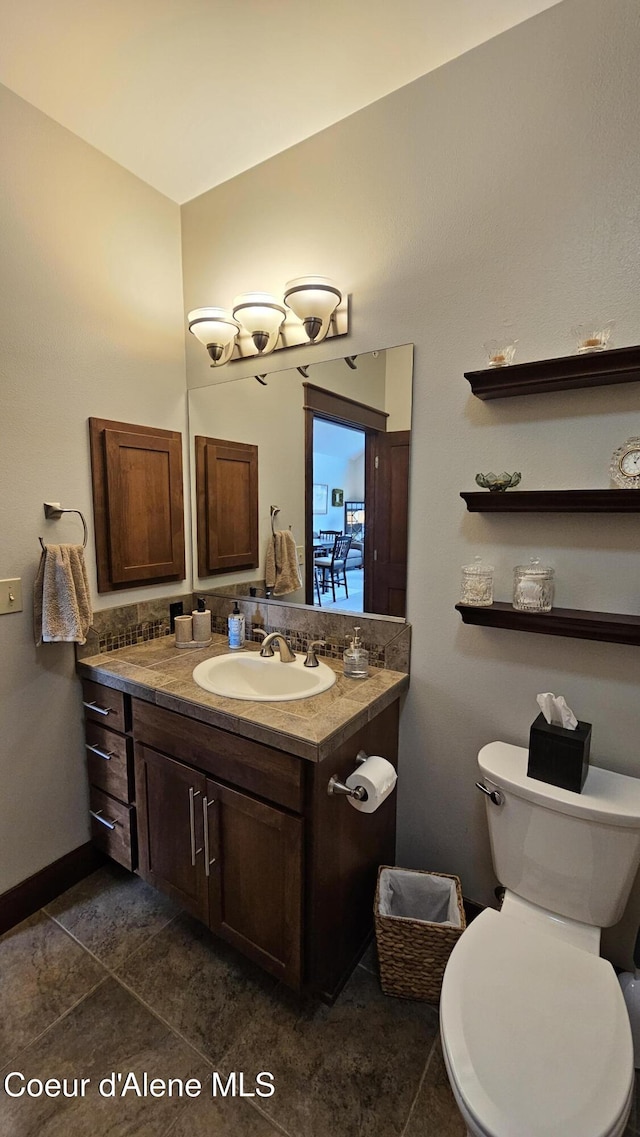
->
[331, 488, 344, 507]
[313, 483, 328, 514]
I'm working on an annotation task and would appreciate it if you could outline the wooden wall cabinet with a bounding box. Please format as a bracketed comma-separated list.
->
[195, 435, 258, 577]
[89, 417, 186, 592]
[81, 679, 399, 1001]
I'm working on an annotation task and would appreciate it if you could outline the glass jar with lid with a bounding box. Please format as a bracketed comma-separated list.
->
[460, 555, 494, 607]
[512, 556, 555, 613]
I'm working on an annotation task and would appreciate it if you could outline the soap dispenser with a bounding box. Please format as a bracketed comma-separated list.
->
[343, 626, 369, 679]
[192, 596, 212, 643]
[228, 602, 245, 650]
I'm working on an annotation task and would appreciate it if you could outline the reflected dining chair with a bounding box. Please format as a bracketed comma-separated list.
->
[314, 535, 352, 602]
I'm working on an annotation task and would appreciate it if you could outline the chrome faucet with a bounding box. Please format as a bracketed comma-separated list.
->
[259, 632, 296, 663]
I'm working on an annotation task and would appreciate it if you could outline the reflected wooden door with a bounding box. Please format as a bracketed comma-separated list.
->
[365, 430, 410, 618]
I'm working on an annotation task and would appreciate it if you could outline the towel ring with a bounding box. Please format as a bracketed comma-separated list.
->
[39, 503, 88, 551]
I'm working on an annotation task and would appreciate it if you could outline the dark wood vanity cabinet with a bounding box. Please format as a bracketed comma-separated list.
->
[81, 678, 400, 1001]
[135, 742, 303, 986]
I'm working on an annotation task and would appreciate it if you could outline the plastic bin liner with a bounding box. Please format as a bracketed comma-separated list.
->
[377, 867, 463, 926]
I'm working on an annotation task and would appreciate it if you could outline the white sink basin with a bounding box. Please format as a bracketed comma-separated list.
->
[192, 651, 336, 702]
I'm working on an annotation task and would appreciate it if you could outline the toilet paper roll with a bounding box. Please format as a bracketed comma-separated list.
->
[174, 615, 193, 644]
[346, 755, 397, 813]
[192, 609, 212, 642]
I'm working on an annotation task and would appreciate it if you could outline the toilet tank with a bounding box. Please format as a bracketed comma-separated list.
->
[479, 742, 640, 928]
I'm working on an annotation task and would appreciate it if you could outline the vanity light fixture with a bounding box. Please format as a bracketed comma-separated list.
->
[232, 293, 287, 356]
[188, 277, 349, 367]
[187, 307, 240, 367]
[283, 276, 342, 343]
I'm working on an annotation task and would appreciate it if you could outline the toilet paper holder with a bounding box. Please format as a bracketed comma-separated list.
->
[327, 750, 369, 801]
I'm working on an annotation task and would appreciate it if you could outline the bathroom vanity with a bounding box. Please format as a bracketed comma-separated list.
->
[78, 638, 407, 1002]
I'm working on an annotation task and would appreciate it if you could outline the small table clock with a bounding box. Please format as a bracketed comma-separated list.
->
[610, 437, 640, 489]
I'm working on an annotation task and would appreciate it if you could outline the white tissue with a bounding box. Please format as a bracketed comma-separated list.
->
[346, 755, 397, 813]
[536, 692, 578, 731]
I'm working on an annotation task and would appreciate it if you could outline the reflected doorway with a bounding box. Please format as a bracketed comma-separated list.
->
[304, 383, 410, 617]
[311, 420, 365, 612]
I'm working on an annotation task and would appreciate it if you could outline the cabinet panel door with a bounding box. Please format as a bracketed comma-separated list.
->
[195, 436, 258, 576]
[206, 779, 303, 988]
[104, 429, 185, 584]
[89, 417, 185, 592]
[135, 744, 208, 922]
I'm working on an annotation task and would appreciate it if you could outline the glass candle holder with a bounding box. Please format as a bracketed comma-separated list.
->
[512, 557, 554, 613]
[484, 339, 518, 368]
[572, 320, 614, 354]
[460, 556, 494, 607]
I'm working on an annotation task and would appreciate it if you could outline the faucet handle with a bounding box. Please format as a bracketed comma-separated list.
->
[253, 627, 267, 640]
[304, 640, 326, 668]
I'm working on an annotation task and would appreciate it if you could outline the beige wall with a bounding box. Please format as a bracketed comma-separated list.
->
[181, 0, 640, 962]
[0, 84, 188, 893]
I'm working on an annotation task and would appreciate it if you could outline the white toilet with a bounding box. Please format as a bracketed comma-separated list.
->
[440, 741, 640, 1137]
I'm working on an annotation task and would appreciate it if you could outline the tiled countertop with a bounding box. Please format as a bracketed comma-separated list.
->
[77, 636, 409, 762]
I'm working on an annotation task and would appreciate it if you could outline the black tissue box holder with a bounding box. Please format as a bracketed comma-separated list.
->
[527, 712, 591, 794]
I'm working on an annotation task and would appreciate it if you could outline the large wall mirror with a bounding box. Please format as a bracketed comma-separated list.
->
[188, 343, 413, 620]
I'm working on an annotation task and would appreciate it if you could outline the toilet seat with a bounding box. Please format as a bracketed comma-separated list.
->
[440, 909, 633, 1137]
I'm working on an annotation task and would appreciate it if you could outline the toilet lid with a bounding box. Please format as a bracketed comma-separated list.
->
[440, 909, 633, 1137]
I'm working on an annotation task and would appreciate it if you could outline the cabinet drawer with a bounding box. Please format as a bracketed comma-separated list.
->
[132, 699, 303, 813]
[89, 786, 136, 870]
[82, 679, 130, 733]
[85, 721, 133, 803]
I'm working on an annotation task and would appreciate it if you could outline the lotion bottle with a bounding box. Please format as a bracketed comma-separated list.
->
[343, 626, 369, 679]
[228, 602, 245, 650]
[192, 597, 212, 643]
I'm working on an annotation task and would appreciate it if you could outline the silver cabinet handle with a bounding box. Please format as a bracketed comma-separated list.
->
[188, 787, 202, 866]
[90, 808, 118, 831]
[83, 700, 113, 717]
[202, 797, 216, 877]
[85, 743, 115, 761]
[475, 781, 504, 807]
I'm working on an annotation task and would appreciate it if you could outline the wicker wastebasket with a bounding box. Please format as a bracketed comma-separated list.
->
[374, 866, 466, 1001]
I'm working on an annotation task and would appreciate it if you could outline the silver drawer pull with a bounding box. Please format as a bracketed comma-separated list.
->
[83, 700, 113, 717]
[90, 808, 118, 831]
[86, 743, 115, 761]
[202, 797, 216, 877]
[475, 781, 504, 807]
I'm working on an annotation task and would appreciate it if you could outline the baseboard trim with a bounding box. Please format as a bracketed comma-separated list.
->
[0, 842, 105, 936]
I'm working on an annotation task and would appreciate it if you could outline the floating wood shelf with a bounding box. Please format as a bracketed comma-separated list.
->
[465, 345, 640, 400]
[455, 602, 640, 646]
[461, 489, 640, 513]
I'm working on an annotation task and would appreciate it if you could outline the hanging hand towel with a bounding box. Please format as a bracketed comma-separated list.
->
[265, 530, 303, 597]
[34, 544, 93, 646]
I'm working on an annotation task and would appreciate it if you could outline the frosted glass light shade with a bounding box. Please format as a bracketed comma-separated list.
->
[232, 292, 287, 354]
[188, 307, 240, 366]
[283, 276, 342, 341]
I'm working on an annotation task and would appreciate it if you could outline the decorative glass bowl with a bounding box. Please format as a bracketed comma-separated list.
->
[475, 471, 522, 492]
[484, 340, 518, 367]
[573, 320, 614, 354]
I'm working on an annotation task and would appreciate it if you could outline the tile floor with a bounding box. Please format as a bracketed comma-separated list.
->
[0, 863, 638, 1137]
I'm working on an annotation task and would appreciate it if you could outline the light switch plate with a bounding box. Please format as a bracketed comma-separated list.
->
[0, 578, 23, 614]
[296, 545, 304, 566]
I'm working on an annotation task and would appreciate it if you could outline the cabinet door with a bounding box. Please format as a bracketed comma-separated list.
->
[89, 417, 185, 592]
[205, 779, 303, 988]
[195, 436, 258, 576]
[135, 744, 208, 922]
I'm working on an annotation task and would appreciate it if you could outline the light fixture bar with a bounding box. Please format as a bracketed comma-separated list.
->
[230, 294, 349, 362]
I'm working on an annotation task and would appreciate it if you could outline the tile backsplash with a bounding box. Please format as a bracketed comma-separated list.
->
[77, 590, 411, 673]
